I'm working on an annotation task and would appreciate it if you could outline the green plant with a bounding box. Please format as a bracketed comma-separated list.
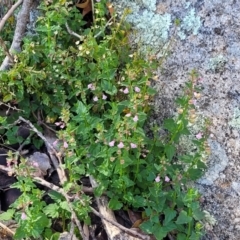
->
[0, 1, 209, 239]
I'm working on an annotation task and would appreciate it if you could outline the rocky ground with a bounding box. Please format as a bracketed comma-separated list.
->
[156, 1, 240, 239]
[112, 0, 240, 239]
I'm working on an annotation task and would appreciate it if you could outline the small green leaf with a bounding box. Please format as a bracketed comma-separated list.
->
[179, 155, 193, 163]
[108, 198, 123, 210]
[133, 195, 146, 208]
[147, 171, 156, 181]
[3, 94, 12, 102]
[189, 232, 201, 240]
[0, 209, 15, 221]
[48, 190, 63, 202]
[187, 168, 203, 180]
[153, 197, 166, 212]
[94, 184, 106, 197]
[43, 204, 59, 218]
[59, 201, 71, 212]
[140, 220, 153, 234]
[152, 224, 168, 240]
[0, 116, 6, 124]
[164, 144, 175, 161]
[163, 208, 177, 225]
[74, 101, 87, 114]
[163, 119, 176, 133]
[162, 221, 177, 232]
[176, 210, 192, 224]
[32, 138, 44, 149]
[192, 207, 205, 221]
[177, 233, 187, 240]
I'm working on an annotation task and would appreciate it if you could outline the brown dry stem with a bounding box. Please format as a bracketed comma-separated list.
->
[0, 0, 32, 70]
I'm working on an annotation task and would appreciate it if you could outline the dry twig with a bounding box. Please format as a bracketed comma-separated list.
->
[0, 37, 14, 62]
[94, 16, 113, 38]
[35, 177, 149, 240]
[89, 177, 150, 240]
[34, 177, 88, 240]
[0, 101, 23, 112]
[65, 22, 83, 40]
[0, 221, 15, 236]
[0, 0, 23, 31]
[17, 116, 67, 184]
[0, 0, 33, 70]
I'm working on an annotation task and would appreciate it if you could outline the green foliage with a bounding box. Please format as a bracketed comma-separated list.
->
[0, 1, 209, 239]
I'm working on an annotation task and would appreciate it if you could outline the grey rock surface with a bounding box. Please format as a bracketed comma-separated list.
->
[112, 0, 240, 239]
[197, 140, 229, 186]
[28, 152, 51, 176]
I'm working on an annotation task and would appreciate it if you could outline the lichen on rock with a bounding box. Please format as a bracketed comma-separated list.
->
[111, 0, 172, 55]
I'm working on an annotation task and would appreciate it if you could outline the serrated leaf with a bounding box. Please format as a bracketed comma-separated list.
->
[187, 168, 203, 180]
[0, 209, 15, 221]
[152, 224, 168, 240]
[177, 233, 187, 240]
[3, 94, 13, 102]
[74, 101, 87, 114]
[153, 197, 166, 212]
[179, 155, 193, 163]
[163, 208, 177, 225]
[94, 184, 106, 197]
[140, 220, 153, 234]
[134, 195, 146, 208]
[162, 221, 177, 232]
[32, 138, 44, 150]
[60, 201, 70, 212]
[108, 197, 123, 210]
[189, 232, 201, 240]
[176, 210, 192, 224]
[193, 207, 205, 221]
[163, 118, 176, 133]
[48, 190, 63, 202]
[43, 203, 59, 218]
[164, 144, 175, 161]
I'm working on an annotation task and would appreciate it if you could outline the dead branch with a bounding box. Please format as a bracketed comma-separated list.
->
[35, 177, 150, 240]
[0, 221, 15, 236]
[89, 176, 150, 240]
[17, 116, 67, 184]
[65, 22, 83, 40]
[0, 0, 33, 70]
[0, 0, 23, 32]
[94, 16, 113, 38]
[90, 203, 150, 240]
[0, 101, 23, 112]
[0, 37, 14, 62]
[34, 177, 88, 240]
[0, 164, 13, 176]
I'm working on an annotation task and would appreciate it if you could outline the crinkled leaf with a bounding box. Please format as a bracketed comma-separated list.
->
[0, 209, 15, 221]
[164, 144, 175, 161]
[187, 168, 204, 180]
[48, 190, 63, 202]
[163, 118, 176, 133]
[193, 207, 205, 221]
[177, 233, 187, 240]
[140, 220, 153, 234]
[152, 224, 168, 240]
[59, 201, 70, 212]
[176, 210, 192, 224]
[163, 208, 177, 225]
[108, 197, 123, 210]
[43, 203, 59, 218]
